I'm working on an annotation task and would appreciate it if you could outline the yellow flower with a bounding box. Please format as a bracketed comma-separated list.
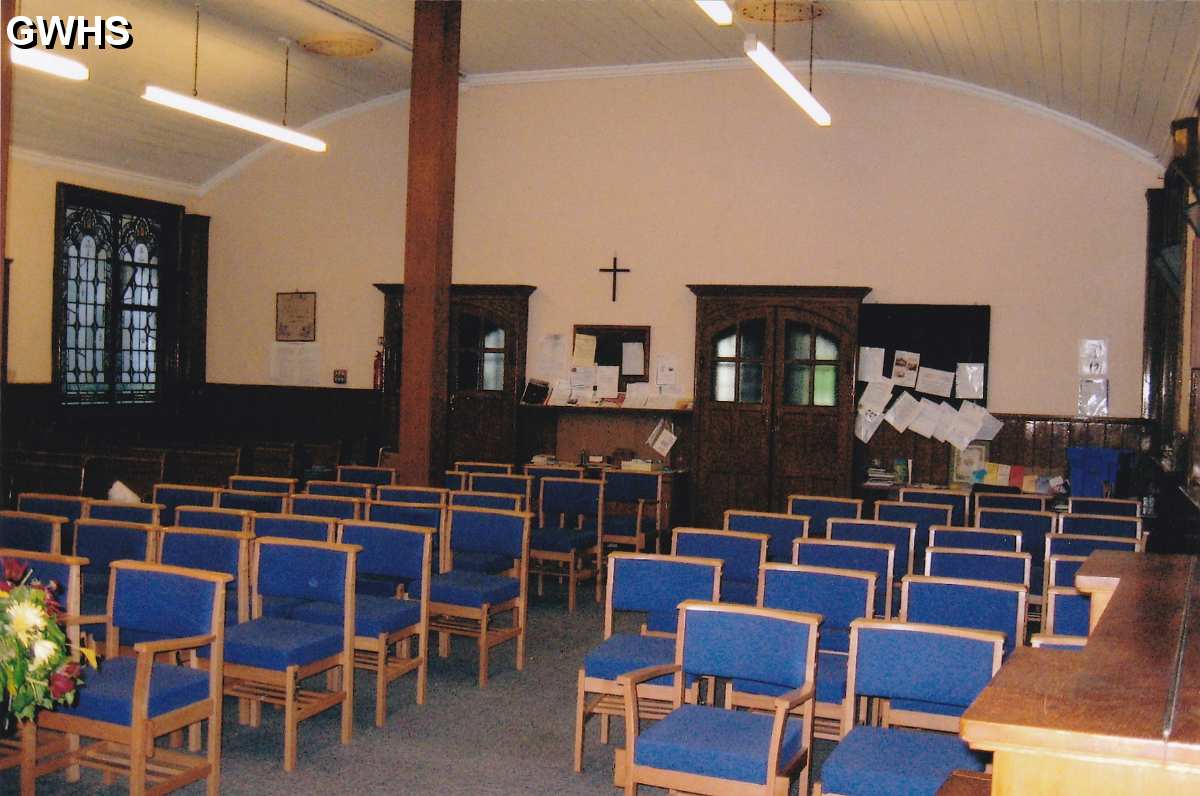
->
[7, 601, 46, 641]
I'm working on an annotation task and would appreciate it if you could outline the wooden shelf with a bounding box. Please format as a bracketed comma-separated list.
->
[519, 403, 692, 415]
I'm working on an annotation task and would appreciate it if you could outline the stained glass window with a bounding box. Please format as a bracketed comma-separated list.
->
[452, 312, 506, 392]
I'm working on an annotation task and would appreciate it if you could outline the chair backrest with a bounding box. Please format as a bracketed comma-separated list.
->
[444, 471, 469, 491]
[974, 493, 1047, 514]
[159, 528, 250, 622]
[337, 465, 396, 487]
[17, 493, 89, 523]
[75, 519, 156, 591]
[678, 601, 818, 693]
[1045, 533, 1140, 561]
[454, 461, 512, 474]
[899, 488, 969, 526]
[874, 501, 951, 564]
[87, 500, 161, 526]
[976, 508, 1055, 566]
[367, 501, 445, 533]
[0, 547, 85, 626]
[524, 465, 583, 499]
[175, 506, 251, 533]
[227, 475, 297, 495]
[1048, 554, 1088, 588]
[338, 521, 433, 585]
[723, 509, 808, 562]
[603, 471, 662, 504]
[539, 478, 603, 529]
[218, 489, 287, 514]
[252, 513, 335, 543]
[107, 560, 231, 659]
[0, 510, 64, 553]
[1067, 497, 1139, 517]
[151, 484, 219, 526]
[928, 526, 1021, 552]
[793, 538, 894, 619]
[1045, 586, 1090, 636]
[759, 563, 874, 652]
[305, 480, 373, 499]
[254, 537, 358, 607]
[450, 490, 522, 511]
[925, 547, 1031, 587]
[445, 506, 529, 561]
[828, 518, 916, 580]
[1058, 513, 1142, 540]
[672, 528, 766, 602]
[376, 486, 447, 505]
[289, 493, 363, 521]
[470, 474, 533, 510]
[901, 575, 1027, 657]
[845, 619, 1003, 730]
[786, 495, 861, 538]
[605, 552, 720, 637]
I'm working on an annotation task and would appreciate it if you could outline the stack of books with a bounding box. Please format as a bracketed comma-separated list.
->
[865, 466, 898, 487]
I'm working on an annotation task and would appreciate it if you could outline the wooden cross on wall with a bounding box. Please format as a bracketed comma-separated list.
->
[599, 255, 631, 302]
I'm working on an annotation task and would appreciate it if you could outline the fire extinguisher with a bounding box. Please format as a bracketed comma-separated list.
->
[373, 338, 385, 390]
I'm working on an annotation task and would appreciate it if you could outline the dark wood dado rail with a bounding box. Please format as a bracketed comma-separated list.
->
[960, 551, 1200, 793]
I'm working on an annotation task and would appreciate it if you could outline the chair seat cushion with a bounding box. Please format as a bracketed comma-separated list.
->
[721, 579, 758, 606]
[583, 633, 675, 685]
[634, 704, 802, 785]
[452, 551, 513, 574]
[66, 657, 209, 726]
[429, 571, 520, 608]
[821, 725, 986, 796]
[221, 618, 344, 671]
[290, 595, 421, 638]
[531, 528, 596, 553]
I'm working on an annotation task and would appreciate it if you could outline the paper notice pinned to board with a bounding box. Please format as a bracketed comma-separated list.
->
[572, 333, 597, 366]
[916, 367, 955, 398]
[955, 363, 985, 399]
[855, 408, 885, 444]
[655, 356, 678, 386]
[892, 351, 920, 388]
[885, 391, 922, 433]
[596, 366, 620, 398]
[622, 343, 645, 376]
[625, 381, 652, 408]
[859, 380, 894, 414]
[647, 419, 677, 457]
[909, 398, 941, 438]
[271, 342, 321, 387]
[857, 347, 886, 383]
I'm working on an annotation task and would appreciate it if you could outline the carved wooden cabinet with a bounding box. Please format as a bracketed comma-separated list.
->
[690, 285, 870, 526]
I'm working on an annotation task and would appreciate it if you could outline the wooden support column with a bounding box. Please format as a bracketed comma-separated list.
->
[0, 0, 14, 506]
[397, 1, 461, 485]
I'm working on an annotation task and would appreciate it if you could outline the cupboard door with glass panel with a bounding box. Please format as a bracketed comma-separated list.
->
[691, 286, 869, 527]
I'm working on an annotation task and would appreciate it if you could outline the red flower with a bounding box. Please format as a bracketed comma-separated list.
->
[1, 558, 27, 586]
[60, 662, 81, 679]
[49, 671, 76, 699]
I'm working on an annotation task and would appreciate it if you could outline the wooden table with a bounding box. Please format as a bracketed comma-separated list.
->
[960, 551, 1200, 794]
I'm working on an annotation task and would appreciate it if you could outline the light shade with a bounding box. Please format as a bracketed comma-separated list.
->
[695, 1, 734, 25]
[8, 45, 89, 81]
[141, 85, 327, 152]
[743, 36, 830, 126]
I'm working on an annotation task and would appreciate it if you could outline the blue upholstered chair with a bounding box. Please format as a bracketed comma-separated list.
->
[724, 509, 808, 562]
[619, 601, 819, 796]
[974, 492, 1047, 514]
[159, 527, 251, 626]
[1067, 497, 1139, 517]
[1045, 586, 1090, 638]
[793, 538, 894, 619]
[976, 508, 1055, 604]
[573, 552, 721, 773]
[929, 525, 1021, 552]
[525, 464, 583, 507]
[899, 488, 969, 526]
[874, 500, 951, 569]
[227, 475, 297, 494]
[377, 485, 448, 505]
[730, 563, 875, 741]
[252, 513, 335, 543]
[336, 464, 396, 487]
[1048, 554, 1087, 589]
[453, 461, 512, 474]
[367, 501, 445, 575]
[815, 620, 1003, 795]
[428, 506, 530, 687]
[444, 471, 469, 491]
[1059, 513, 1142, 541]
[671, 527, 766, 606]
[75, 519, 158, 638]
[87, 500, 161, 526]
[305, 479, 373, 500]
[17, 493, 90, 553]
[828, 518, 917, 587]
[151, 484, 219, 527]
[901, 575, 1027, 658]
[289, 493, 362, 521]
[469, 473, 533, 511]
[785, 495, 861, 538]
[0, 510, 64, 553]
[218, 537, 359, 771]
[25, 560, 230, 796]
[175, 506, 252, 533]
[602, 471, 664, 554]
[291, 521, 432, 727]
[218, 489, 286, 515]
[925, 548, 1031, 588]
[530, 478, 603, 612]
[1043, 534, 1139, 606]
[450, 490, 522, 511]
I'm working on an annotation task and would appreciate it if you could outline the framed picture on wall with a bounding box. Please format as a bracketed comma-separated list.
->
[276, 291, 316, 342]
[950, 441, 989, 486]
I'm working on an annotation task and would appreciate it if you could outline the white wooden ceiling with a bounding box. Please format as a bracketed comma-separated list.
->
[10, 1, 1200, 189]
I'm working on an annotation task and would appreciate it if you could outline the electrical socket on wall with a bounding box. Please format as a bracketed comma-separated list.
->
[333, 369, 347, 385]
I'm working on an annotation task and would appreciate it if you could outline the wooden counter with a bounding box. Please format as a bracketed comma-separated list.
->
[960, 550, 1200, 794]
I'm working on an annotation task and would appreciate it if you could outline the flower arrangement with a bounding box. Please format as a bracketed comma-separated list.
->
[0, 558, 93, 722]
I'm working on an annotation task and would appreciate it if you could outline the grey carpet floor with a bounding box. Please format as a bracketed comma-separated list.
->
[1, 585, 834, 794]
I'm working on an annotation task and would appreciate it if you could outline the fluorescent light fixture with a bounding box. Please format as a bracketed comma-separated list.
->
[743, 36, 830, 127]
[141, 85, 327, 152]
[695, 1, 734, 25]
[8, 45, 88, 80]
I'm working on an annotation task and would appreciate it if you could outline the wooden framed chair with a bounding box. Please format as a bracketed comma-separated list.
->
[289, 493, 363, 521]
[453, 461, 513, 474]
[336, 465, 396, 487]
[75, 519, 159, 636]
[925, 547, 1031, 588]
[444, 471, 469, 491]
[525, 464, 583, 505]
[227, 475, 297, 495]
[828, 518, 917, 593]
[376, 486, 448, 505]
[251, 513, 335, 543]
[213, 537, 358, 771]
[928, 525, 1021, 552]
[217, 489, 286, 514]
[293, 520, 431, 726]
[175, 506, 252, 534]
[793, 538, 894, 619]
[901, 575, 1027, 659]
[898, 488, 969, 526]
[1066, 496, 1139, 517]
[672, 527, 767, 606]
[814, 620, 1002, 796]
[86, 500, 162, 526]
[150, 485, 219, 528]
[974, 492, 1047, 514]
[1043, 534, 1139, 605]
[303, 480, 373, 500]
[449, 490, 522, 511]
[366, 501, 445, 576]
[574, 553, 721, 773]
[0, 510, 64, 553]
[530, 477, 603, 612]
[873, 500, 951, 569]
[469, 473, 533, 511]
[1047, 554, 1087, 589]
[602, 471, 664, 554]
[618, 601, 819, 796]
[729, 563, 875, 741]
[723, 509, 807, 563]
[427, 506, 530, 687]
[16, 493, 90, 553]
[159, 528, 251, 627]
[1058, 513, 1143, 541]
[1045, 586, 1090, 638]
[25, 560, 231, 796]
[785, 495, 861, 538]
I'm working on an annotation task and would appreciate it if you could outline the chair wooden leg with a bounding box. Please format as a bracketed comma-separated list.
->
[283, 667, 298, 772]
[568, 560, 577, 613]
[130, 715, 148, 796]
[516, 602, 526, 671]
[375, 639, 387, 728]
[595, 550, 603, 603]
[573, 670, 587, 773]
[208, 697, 223, 796]
[249, 693, 262, 728]
[188, 721, 201, 753]
[600, 714, 610, 744]
[416, 631, 428, 706]
[19, 721, 36, 796]
[65, 732, 79, 782]
[438, 629, 450, 658]
[341, 654, 354, 745]
[478, 606, 491, 688]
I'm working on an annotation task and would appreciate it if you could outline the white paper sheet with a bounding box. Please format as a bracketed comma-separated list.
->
[858, 347, 886, 383]
[859, 380, 894, 414]
[916, 367, 955, 398]
[1079, 338, 1108, 376]
[946, 410, 982, 451]
[855, 408, 885, 444]
[909, 398, 941, 438]
[535, 334, 568, 378]
[572, 333, 597, 367]
[958, 401, 1004, 441]
[625, 382, 652, 408]
[546, 379, 571, 406]
[655, 356, 678, 386]
[271, 342, 321, 386]
[892, 350, 920, 388]
[1078, 377, 1109, 417]
[932, 401, 958, 442]
[885, 391, 922, 433]
[596, 366, 620, 398]
[651, 428, 678, 456]
[570, 366, 596, 389]
[622, 343, 646, 376]
[955, 363, 985, 399]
